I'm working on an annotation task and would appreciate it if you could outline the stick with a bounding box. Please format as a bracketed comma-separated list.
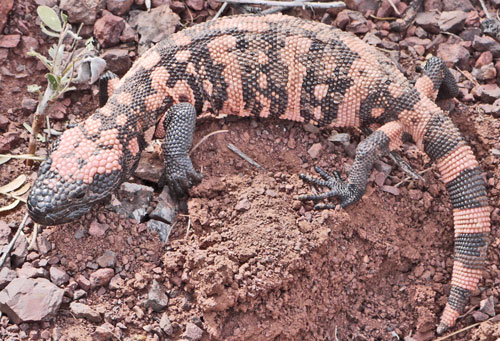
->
[227, 143, 265, 171]
[189, 130, 229, 155]
[0, 213, 29, 268]
[434, 317, 495, 341]
[216, 0, 345, 9]
[212, 2, 228, 20]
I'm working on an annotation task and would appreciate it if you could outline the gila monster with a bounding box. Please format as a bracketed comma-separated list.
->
[26, 14, 490, 335]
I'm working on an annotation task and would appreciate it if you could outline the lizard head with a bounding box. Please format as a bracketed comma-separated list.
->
[27, 125, 123, 225]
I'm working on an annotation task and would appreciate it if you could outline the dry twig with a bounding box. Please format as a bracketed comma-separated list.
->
[0, 213, 29, 268]
[216, 0, 345, 9]
[227, 143, 265, 171]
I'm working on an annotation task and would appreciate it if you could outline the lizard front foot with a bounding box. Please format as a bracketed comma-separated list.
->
[299, 166, 361, 209]
[161, 154, 202, 198]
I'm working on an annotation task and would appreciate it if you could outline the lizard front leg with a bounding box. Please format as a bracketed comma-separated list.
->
[158, 103, 202, 198]
[300, 121, 404, 209]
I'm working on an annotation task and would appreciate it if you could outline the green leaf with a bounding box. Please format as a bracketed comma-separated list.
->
[48, 44, 57, 59]
[37, 6, 62, 32]
[27, 84, 42, 93]
[40, 24, 60, 38]
[61, 12, 68, 23]
[46, 73, 59, 88]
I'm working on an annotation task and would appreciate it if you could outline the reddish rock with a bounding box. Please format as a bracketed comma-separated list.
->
[106, 0, 134, 16]
[308, 143, 322, 159]
[436, 43, 470, 69]
[75, 274, 91, 291]
[438, 11, 467, 33]
[69, 302, 102, 323]
[472, 63, 497, 81]
[0, 132, 20, 153]
[0, 114, 8, 131]
[473, 35, 500, 57]
[442, 0, 474, 11]
[186, 0, 204, 10]
[424, 0, 442, 11]
[184, 322, 203, 340]
[100, 48, 132, 76]
[60, 0, 105, 25]
[89, 220, 109, 237]
[0, 278, 64, 324]
[0, 35, 20, 48]
[49, 267, 69, 286]
[90, 268, 114, 288]
[93, 11, 126, 48]
[472, 84, 500, 103]
[475, 51, 493, 68]
[415, 12, 440, 34]
[0, 0, 14, 32]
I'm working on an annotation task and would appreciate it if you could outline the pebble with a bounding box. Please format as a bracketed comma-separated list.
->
[89, 221, 109, 237]
[100, 48, 132, 76]
[129, 5, 180, 48]
[235, 198, 251, 212]
[0, 268, 16, 289]
[160, 313, 173, 335]
[96, 250, 117, 268]
[0, 0, 14, 32]
[106, 0, 134, 16]
[183, 322, 203, 341]
[69, 302, 102, 323]
[144, 279, 169, 312]
[0, 34, 20, 48]
[381, 185, 400, 196]
[479, 296, 496, 317]
[21, 96, 37, 112]
[94, 11, 126, 48]
[90, 268, 115, 288]
[438, 11, 467, 33]
[49, 267, 69, 286]
[307, 143, 322, 159]
[59, 0, 104, 25]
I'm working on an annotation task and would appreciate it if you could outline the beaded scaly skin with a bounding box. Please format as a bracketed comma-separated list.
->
[26, 15, 490, 334]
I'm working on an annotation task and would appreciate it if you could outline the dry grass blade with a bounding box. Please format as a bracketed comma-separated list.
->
[189, 129, 229, 155]
[0, 175, 27, 194]
[0, 154, 46, 165]
[13, 182, 31, 196]
[0, 199, 21, 213]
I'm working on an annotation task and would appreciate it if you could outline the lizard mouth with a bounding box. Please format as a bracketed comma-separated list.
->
[27, 199, 92, 226]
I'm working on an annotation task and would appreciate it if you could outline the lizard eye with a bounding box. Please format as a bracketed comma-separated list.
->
[69, 188, 86, 200]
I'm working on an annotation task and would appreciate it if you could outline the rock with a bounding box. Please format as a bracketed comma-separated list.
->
[108, 275, 124, 290]
[90, 268, 115, 288]
[69, 302, 102, 323]
[12, 234, 28, 267]
[134, 151, 164, 183]
[94, 323, 115, 340]
[129, 6, 180, 48]
[460, 28, 482, 41]
[473, 36, 500, 58]
[0, 268, 16, 290]
[120, 22, 137, 43]
[20, 95, 36, 113]
[21, 36, 39, 55]
[436, 43, 470, 69]
[0, 132, 21, 154]
[0, 0, 14, 32]
[35, 235, 52, 255]
[343, 0, 378, 14]
[144, 280, 169, 312]
[0, 35, 20, 48]
[442, 0, 474, 11]
[186, 0, 204, 10]
[16, 263, 47, 279]
[415, 12, 440, 34]
[184, 322, 203, 341]
[0, 221, 10, 245]
[106, 0, 134, 15]
[147, 220, 172, 242]
[235, 198, 251, 212]
[373, 160, 392, 175]
[96, 250, 117, 268]
[475, 51, 493, 68]
[49, 267, 69, 286]
[472, 63, 497, 81]
[0, 115, 9, 131]
[160, 313, 173, 335]
[308, 143, 322, 159]
[472, 84, 500, 103]
[89, 220, 109, 237]
[438, 11, 467, 33]
[94, 11, 126, 48]
[101, 48, 132, 76]
[472, 310, 489, 322]
[424, 0, 442, 11]
[60, 0, 105, 25]
[75, 274, 91, 291]
[479, 99, 500, 117]
[150, 201, 176, 224]
[479, 296, 496, 317]
[170, 0, 185, 12]
[112, 182, 154, 223]
[381, 185, 400, 196]
[0, 278, 64, 324]
[73, 289, 86, 300]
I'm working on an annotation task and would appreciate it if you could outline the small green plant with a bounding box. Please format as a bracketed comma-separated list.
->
[25, 6, 104, 164]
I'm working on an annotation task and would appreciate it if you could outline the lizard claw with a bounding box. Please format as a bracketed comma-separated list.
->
[299, 166, 358, 209]
[163, 154, 202, 198]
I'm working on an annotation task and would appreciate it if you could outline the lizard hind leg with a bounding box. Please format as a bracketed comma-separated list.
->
[415, 56, 459, 101]
[300, 121, 405, 209]
[159, 102, 202, 198]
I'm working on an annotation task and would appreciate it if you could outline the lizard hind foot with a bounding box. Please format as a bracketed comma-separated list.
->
[299, 166, 358, 209]
[163, 154, 202, 198]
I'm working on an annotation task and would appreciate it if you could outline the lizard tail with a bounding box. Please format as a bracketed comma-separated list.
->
[422, 113, 491, 335]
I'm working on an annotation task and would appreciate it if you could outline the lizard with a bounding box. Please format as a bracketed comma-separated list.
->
[26, 14, 490, 335]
